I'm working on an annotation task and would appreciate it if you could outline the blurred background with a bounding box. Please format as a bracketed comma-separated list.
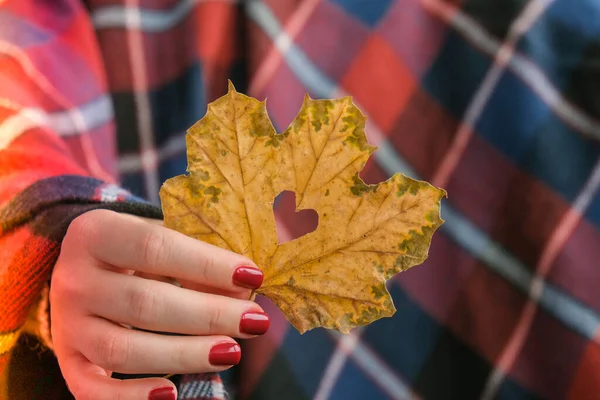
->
[3, 0, 600, 399]
[85, 0, 600, 399]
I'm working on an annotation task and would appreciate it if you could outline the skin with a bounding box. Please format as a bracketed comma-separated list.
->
[50, 209, 265, 400]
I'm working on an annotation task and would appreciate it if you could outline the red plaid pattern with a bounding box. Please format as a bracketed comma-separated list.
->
[2, 1, 600, 400]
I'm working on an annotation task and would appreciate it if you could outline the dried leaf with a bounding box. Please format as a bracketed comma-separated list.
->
[160, 82, 445, 334]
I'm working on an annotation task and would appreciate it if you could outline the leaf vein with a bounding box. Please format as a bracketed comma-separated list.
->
[264, 284, 384, 307]
[298, 106, 346, 202]
[161, 189, 236, 251]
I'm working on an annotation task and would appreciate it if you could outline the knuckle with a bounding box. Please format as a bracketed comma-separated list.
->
[198, 255, 215, 283]
[138, 230, 170, 270]
[66, 213, 91, 242]
[51, 266, 83, 303]
[95, 330, 129, 371]
[66, 210, 110, 253]
[207, 304, 223, 334]
[127, 283, 161, 324]
[175, 342, 192, 371]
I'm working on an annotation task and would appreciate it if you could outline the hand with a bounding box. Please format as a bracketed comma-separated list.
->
[50, 209, 269, 400]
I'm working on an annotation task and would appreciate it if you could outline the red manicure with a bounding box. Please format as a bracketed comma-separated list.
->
[148, 387, 175, 400]
[232, 266, 263, 289]
[240, 311, 270, 335]
[209, 342, 241, 366]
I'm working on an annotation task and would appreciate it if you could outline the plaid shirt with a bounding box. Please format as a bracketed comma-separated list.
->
[1, 0, 600, 399]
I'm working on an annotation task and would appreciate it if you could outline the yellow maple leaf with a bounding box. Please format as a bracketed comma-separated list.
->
[160, 82, 445, 334]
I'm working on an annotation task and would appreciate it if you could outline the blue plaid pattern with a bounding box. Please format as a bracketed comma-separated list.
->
[2, 0, 600, 399]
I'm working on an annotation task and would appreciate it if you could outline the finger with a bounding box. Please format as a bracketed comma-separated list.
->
[78, 210, 264, 293]
[61, 352, 177, 400]
[133, 271, 180, 285]
[87, 271, 270, 337]
[133, 272, 250, 300]
[78, 316, 241, 374]
[177, 279, 253, 300]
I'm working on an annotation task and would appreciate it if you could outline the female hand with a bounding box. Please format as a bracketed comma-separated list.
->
[50, 209, 268, 400]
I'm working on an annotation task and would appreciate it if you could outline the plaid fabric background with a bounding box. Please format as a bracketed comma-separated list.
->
[2, 0, 600, 399]
[240, 1, 600, 399]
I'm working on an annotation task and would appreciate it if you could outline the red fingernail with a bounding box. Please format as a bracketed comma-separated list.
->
[148, 386, 175, 400]
[240, 311, 270, 335]
[209, 342, 241, 366]
[232, 266, 263, 289]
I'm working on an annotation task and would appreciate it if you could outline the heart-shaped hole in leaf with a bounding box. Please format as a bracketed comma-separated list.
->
[274, 190, 318, 244]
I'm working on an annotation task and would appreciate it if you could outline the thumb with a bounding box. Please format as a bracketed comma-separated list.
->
[62, 353, 177, 400]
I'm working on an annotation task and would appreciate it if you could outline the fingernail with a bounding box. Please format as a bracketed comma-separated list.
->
[148, 386, 175, 400]
[232, 266, 263, 289]
[209, 342, 241, 366]
[240, 311, 270, 335]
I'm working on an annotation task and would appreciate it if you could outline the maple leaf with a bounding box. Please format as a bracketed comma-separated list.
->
[159, 82, 445, 334]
